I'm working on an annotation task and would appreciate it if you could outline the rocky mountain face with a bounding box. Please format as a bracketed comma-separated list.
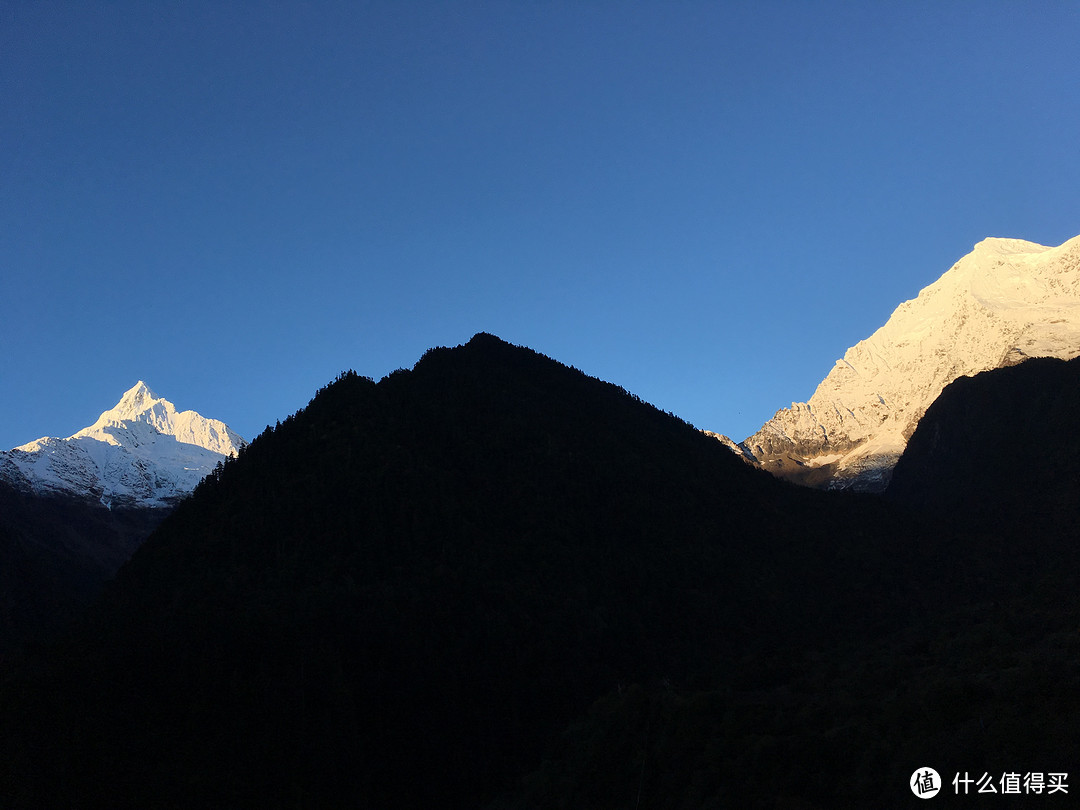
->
[0, 381, 245, 509]
[739, 234, 1080, 491]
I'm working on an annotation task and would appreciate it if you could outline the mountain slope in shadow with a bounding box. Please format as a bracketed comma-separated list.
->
[0, 334, 1017, 808]
[498, 352, 1080, 809]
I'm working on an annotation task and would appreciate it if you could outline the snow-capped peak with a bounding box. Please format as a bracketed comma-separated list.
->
[108, 380, 162, 420]
[737, 233, 1080, 491]
[63, 381, 245, 458]
[2, 382, 246, 508]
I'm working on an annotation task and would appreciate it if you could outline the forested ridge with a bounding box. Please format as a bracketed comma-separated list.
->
[2, 335, 1078, 808]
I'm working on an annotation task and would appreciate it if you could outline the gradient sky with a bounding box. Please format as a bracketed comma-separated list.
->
[2, 1, 1078, 451]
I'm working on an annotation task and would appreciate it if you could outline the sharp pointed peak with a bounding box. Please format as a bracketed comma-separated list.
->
[104, 380, 173, 423]
[121, 380, 161, 400]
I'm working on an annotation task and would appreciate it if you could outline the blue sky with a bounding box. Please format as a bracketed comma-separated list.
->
[2, 1, 1078, 451]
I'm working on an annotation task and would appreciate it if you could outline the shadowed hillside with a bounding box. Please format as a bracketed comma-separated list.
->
[2, 335, 1076, 808]
[496, 353, 1080, 809]
[0, 484, 168, 656]
[888, 355, 1080, 534]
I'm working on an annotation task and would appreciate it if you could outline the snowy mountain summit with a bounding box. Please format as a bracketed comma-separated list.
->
[739, 233, 1080, 491]
[0, 382, 246, 508]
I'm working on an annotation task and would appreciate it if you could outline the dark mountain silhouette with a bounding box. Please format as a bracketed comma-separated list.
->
[888, 354, 1080, 533]
[2, 334, 1078, 808]
[0, 483, 168, 656]
[499, 352, 1080, 809]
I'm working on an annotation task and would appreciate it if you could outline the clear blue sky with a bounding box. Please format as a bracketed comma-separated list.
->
[2, 1, 1078, 450]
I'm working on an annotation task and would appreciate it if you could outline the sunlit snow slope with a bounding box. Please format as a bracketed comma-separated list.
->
[0, 382, 245, 508]
[739, 234, 1080, 491]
